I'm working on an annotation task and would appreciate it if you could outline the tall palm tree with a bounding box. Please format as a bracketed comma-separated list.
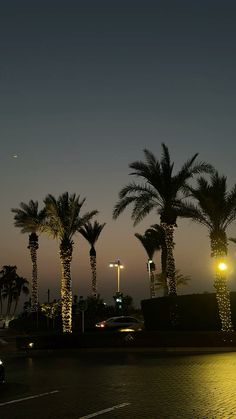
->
[42, 192, 98, 333]
[135, 230, 160, 298]
[11, 200, 45, 312]
[79, 220, 106, 298]
[184, 172, 236, 332]
[113, 144, 212, 296]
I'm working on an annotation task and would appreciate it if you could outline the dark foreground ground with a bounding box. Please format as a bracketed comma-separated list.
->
[1, 327, 236, 356]
[1, 344, 236, 418]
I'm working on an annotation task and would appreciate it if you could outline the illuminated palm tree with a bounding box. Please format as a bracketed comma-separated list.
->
[11, 201, 45, 312]
[42, 192, 98, 333]
[79, 220, 106, 298]
[113, 144, 212, 296]
[184, 172, 236, 332]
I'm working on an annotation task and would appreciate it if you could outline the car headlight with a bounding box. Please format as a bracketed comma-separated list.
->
[0, 360, 3, 366]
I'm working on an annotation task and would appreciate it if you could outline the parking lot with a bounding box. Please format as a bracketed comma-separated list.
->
[1, 349, 236, 418]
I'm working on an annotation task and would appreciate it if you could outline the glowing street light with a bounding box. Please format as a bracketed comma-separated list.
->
[109, 259, 124, 293]
[218, 262, 228, 272]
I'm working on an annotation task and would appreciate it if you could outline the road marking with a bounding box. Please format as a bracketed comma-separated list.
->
[79, 402, 130, 419]
[0, 390, 59, 407]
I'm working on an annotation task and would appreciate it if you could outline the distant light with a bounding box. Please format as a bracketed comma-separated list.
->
[12, 154, 19, 158]
[28, 342, 34, 348]
[218, 262, 227, 271]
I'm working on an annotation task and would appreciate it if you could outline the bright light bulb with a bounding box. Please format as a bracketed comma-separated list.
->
[218, 262, 227, 271]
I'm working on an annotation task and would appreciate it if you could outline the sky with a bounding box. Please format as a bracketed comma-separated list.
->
[1, 0, 236, 308]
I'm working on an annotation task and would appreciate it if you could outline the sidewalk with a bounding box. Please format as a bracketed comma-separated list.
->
[1, 328, 236, 357]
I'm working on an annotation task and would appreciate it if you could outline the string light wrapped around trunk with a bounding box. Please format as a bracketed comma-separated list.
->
[60, 244, 73, 333]
[211, 234, 234, 332]
[161, 222, 177, 296]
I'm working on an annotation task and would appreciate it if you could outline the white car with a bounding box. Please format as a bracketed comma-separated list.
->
[95, 316, 144, 332]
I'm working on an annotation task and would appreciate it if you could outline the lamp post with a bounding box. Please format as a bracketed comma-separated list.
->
[109, 259, 124, 313]
[109, 259, 124, 293]
[147, 259, 155, 298]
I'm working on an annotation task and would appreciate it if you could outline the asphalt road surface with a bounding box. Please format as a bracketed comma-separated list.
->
[1, 349, 236, 419]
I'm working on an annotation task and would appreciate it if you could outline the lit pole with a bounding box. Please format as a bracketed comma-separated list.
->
[109, 259, 124, 293]
[147, 259, 156, 298]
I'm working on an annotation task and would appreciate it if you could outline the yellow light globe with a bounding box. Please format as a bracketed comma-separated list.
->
[218, 262, 227, 271]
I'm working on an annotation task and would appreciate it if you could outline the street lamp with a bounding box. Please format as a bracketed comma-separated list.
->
[147, 259, 156, 298]
[109, 259, 124, 293]
[218, 262, 227, 272]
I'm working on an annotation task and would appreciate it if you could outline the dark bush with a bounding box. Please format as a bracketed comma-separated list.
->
[141, 293, 225, 331]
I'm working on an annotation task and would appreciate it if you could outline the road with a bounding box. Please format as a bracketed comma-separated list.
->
[1, 349, 236, 418]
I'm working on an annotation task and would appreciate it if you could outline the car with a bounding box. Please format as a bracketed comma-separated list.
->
[95, 316, 144, 332]
[0, 358, 5, 384]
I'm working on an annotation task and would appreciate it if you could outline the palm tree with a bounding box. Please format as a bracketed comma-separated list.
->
[113, 144, 212, 296]
[0, 265, 29, 324]
[42, 192, 98, 333]
[0, 272, 5, 316]
[184, 172, 236, 332]
[79, 220, 106, 298]
[0, 265, 18, 318]
[145, 224, 168, 296]
[155, 270, 191, 296]
[12, 276, 29, 316]
[135, 230, 159, 298]
[11, 200, 45, 312]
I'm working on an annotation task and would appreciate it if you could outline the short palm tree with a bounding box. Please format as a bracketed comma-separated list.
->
[42, 192, 98, 333]
[11, 200, 45, 312]
[145, 224, 168, 296]
[79, 220, 106, 298]
[184, 172, 236, 332]
[135, 227, 164, 298]
[0, 265, 29, 323]
[113, 144, 212, 296]
[12, 275, 29, 316]
[155, 270, 190, 296]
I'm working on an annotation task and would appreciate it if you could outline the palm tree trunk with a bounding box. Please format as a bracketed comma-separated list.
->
[161, 222, 177, 296]
[28, 233, 39, 312]
[211, 234, 233, 332]
[60, 243, 73, 333]
[90, 254, 97, 298]
[29, 245, 38, 312]
[0, 295, 2, 316]
[150, 270, 155, 298]
[214, 266, 233, 332]
[13, 297, 19, 316]
[161, 242, 168, 297]
[6, 294, 13, 317]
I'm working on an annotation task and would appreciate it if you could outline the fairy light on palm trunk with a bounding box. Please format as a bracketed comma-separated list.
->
[213, 250, 233, 332]
[60, 245, 73, 334]
[161, 223, 177, 296]
[28, 233, 39, 312]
